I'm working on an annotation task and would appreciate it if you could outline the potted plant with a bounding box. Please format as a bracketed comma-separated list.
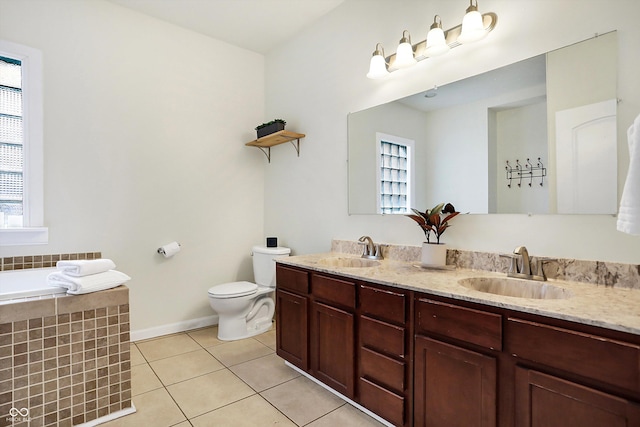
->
[406, 202, 460, 266]
[255, 118, 286, 139]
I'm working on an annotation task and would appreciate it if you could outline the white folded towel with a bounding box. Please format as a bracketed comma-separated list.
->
[56, 259, 116, 277]
[47, 270, 131, 295]
[617, 112, 640, 235]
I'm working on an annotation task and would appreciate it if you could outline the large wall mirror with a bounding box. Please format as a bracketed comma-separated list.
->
[348, 31, 618, 215]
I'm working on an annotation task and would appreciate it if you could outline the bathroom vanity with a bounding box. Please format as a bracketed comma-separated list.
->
[275, 250, 640, 427]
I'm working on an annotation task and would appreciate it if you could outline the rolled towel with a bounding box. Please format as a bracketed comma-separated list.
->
[47, 270, 131, 295]
[56, 259, 116, 277]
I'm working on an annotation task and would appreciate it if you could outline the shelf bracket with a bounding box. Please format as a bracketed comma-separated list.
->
[289, 138, 301, 157]
[256, 146, 271, 163]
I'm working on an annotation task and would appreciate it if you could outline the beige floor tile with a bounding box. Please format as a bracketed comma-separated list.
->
[131, 363, 163, 396]
[167, 369, 255, 419]
[190, 394, 297, 427]
[188, 326, 224, 348]
[150, 349, 225, 386]
[255, 329, 277, 349]
[130, 343, 146, 366]
[230, 353, 299, 392]
[101, 388, 186, 427]
[307, 404, 386, 427]
[136, 333, 201, 362]
[206, 337, 274, 367]
[261, 376, 346, 426]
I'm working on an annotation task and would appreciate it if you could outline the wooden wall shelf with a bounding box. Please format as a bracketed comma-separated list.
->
[245, 130, 305, 163]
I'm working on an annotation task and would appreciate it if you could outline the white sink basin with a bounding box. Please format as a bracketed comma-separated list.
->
[458, 277, 572, 300]
[317, 257, 381, 268]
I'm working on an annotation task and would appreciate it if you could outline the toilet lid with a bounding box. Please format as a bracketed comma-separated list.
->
[208, 281, 258, 298]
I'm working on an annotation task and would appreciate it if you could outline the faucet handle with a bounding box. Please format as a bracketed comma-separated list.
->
[499, 253, 519, 275]
[373, 244, 388, 259]
[530, 256, 555, 281]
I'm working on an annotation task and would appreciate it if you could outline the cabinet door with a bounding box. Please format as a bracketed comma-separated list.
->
[276, 289, 308, 370]
[310, 301, 355, 398]
[414, 336, 497, 427]
[515, 367, 640, 427]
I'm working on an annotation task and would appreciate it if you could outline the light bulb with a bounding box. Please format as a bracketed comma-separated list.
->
[425, 16, 450, 57]
[394, 30, 417, 69]
[459, 1, 487, 43]
[366, 44, 389, 79]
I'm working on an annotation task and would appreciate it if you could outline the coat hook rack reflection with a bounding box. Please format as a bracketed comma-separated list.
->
[505, 158, 546, 188]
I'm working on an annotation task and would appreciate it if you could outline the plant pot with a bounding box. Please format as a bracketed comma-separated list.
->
[421, 242, 447, 267]
[256, 122, 285, 139]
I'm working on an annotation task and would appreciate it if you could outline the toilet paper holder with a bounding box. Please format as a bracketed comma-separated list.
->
[157, 242, 181, 257]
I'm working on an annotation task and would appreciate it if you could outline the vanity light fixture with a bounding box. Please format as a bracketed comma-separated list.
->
[458, 0, 488, 43]
[366, 43, 390, 79]
[425, 16, 450, 57]
[366, 0, 497, 79]
[394, 30, 418, 69]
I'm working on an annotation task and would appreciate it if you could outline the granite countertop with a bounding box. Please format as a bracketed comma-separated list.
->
[277, 252, 640, 336]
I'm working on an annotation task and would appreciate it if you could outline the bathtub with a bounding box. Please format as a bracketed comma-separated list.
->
[0, 267, 67, 301]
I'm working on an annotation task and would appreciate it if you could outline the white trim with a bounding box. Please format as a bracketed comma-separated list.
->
[130, 314, 218, 342]
[75, 404, 136, 426]
[0, 227, 48, 245]
[0, 40, 46, 245]
[285, 361, 394, 427]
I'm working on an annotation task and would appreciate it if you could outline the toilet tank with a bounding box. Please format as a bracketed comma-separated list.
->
[252, 245, 291, 287]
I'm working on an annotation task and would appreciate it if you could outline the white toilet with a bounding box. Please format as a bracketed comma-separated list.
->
[208, 245, 290, 341]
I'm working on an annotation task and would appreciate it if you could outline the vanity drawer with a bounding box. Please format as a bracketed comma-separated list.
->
[360, 347, 405, 393]
[311, 274, 356, 309]
[359, 377, 405, 427]
[415, 298, 502, 350]
[276, 265, 309, 294]
[360, 315, 406, 358]
[360, 285, 407, 325]
[507, 318, 640, 392]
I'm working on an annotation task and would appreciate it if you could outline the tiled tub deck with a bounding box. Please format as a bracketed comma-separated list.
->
[0, 286, 133, 427]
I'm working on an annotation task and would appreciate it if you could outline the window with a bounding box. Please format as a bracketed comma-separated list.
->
[0, 40, 46, 245]
[0, 56, 24, 225]
[376, 133, 415, 214]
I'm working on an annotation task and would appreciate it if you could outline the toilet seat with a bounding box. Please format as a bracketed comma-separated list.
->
[208, 281, 258, 299]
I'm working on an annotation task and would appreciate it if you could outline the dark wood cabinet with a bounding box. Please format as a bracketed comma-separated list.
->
[414, 336, 497, 427]
[276, 263, 640, 427]
[309, 273, 357, 398]
[310, 300, 355, 397]
[515, 367, 640, 427]
[276, 288, 308, 370]
[414, 296, 498, 427]
[358, 284, 410, 426]
[276, 265, 310, 370]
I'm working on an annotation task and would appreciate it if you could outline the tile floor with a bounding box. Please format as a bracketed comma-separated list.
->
[102, 325, 384, 426]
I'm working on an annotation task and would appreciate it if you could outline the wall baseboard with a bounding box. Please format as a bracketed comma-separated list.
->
[130, 315, 218, 342]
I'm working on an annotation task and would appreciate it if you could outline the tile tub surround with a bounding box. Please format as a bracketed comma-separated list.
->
[0, 286, 132, 427]
[331, 239, 640, 289]
[284, 243, 640, 335]
[1, 252, 102, 272]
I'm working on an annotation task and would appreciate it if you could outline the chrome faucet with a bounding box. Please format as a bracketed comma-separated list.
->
[358, 236, 384, 260]
[503, 245, 550, 281]
[514, 246, 531, 276]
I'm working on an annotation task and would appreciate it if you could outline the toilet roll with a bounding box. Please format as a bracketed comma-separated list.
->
[157, 241, 181, 258]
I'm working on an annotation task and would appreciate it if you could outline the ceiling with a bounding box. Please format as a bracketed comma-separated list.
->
[107, 0, 346, 54]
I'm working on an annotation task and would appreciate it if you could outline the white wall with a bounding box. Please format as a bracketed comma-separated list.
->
[264, 0, 640, 264]
[0, 0, 266, 333]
